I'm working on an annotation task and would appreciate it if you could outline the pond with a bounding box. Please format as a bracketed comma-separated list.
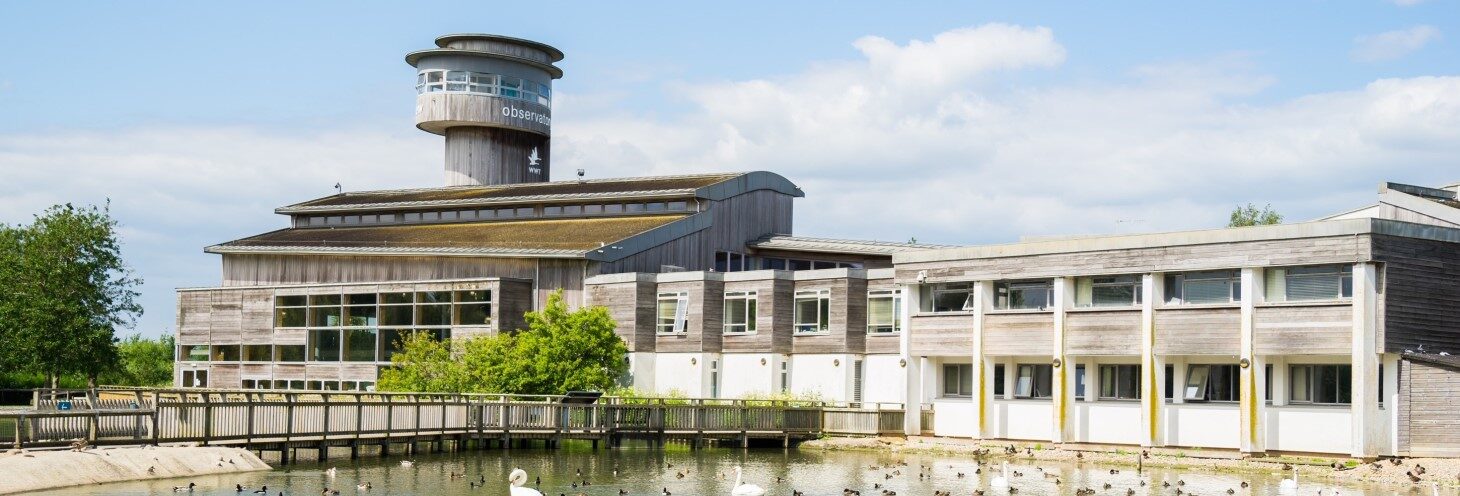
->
[26, 445, 1439, 496]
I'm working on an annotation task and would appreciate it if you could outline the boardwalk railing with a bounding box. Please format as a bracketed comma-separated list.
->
[2, 389, 907, 450]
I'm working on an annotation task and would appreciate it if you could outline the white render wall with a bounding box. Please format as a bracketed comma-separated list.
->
[651, 352, 717, 398]
[627, 352, 657, 392]
[1072, 402, 1142, 445]
[931, 399, 978, 437]
[1164, 403, 1241, 449]
[790, 354, 855, 402]
[862, 355, 905, 405]
[719, 353, 782, 399]
[1266, 406, 1354, 454]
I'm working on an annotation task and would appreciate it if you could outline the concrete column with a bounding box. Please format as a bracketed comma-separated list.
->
[1351, 262, 1381, 458]
[1239, 268, 1265, 454]
[1003, 357, 1017, 400]
[1383, 353, 1400, 456]
[1051, 277, 1072, 444]
[1171, 359, 1186, 404]
[1269, 356, 1288, 407]
[1251, 354, 1267, 451]
[970, 281, 988, 438]
[901, 282, 920, 435]
[1140, 273, 1162, 447]
[1083, 357, 1099, 402]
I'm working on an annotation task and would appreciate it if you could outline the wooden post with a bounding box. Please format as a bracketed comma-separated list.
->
[201, 393, 212, 446]
[150, 392, 161, 445]
[322, 394, 331, 443]
[13, 414, 23, 449]
[245, 392, 255, 444]
[284, 393, 295, 445]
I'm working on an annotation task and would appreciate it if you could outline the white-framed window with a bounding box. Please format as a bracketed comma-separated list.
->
[1289, 364, 1352, 405]
[1099, 364, 1141, 400]
[867, 289, 903, 333]
[1165, 270, 1241, 305]
[996, 280, 1054, 310]
[794, 289, 831, 333]
[920, 283, 974, 313]
[656, 292, 689, 334]
[722, 291, 757, 334]
[415, 69, 551, 106]
[1184, 364, 1239, 402]
[710, 360, 720, 398]
[942, 363, 974, 397]
[1265, 265, 1353, 302]
[1015, 364, 1053, 399]
[1075, 275, 1142, 307]
[779, 360, 790, 392]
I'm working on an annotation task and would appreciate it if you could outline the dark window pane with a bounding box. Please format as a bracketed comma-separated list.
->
[456, 303, 492, 326]
[343, 329, 377, 362]
[418, 305, 451, 326]
[308, 330, 341, 361]
[379, 306, 413, 326]
[276, 295, 306, 307]
[309, 306, 342, 327]
[275, 345, 305, 362]
[275, 307, 306, 327]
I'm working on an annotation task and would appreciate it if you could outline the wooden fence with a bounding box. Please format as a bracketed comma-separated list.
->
[1, 389, 908, 453]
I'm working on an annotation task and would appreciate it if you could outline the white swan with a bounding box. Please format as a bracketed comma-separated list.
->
[731, 465, 766, 496]
[399, 460, 414, 467]
[990, 461, 1011, 492]
[510, 468, 544, 496]
[1278, 466, 1298, 494]
[325, 467, 337, 478]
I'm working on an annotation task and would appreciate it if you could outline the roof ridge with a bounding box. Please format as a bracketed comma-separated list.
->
[326, 172, 746, 197]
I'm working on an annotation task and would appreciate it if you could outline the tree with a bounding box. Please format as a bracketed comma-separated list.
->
[1228, 203, 1283, 227]
[477, 290, 629, 394]
[377, 331, 468, 393]
[376, 290, 629, 395]
[100, 334, 175, 386]
[0, 203, 142, 388]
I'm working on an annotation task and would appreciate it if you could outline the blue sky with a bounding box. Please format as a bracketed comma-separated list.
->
[2, 1, 1458, 337]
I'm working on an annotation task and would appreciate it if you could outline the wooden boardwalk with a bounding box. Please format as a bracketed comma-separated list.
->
[2, 389, 905, 463]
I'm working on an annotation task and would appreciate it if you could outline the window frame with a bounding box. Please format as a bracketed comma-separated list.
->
[656, 292, 689, 334]
[942, 363, 975, 397]
[995, 280, 1055, 310]
[1076, 275, 1143, 308]
[1289, 364, 1352, 405]
[921, 283, 975, 313]
[722, 291, 758, 334]
[793, 289, 831, 334]
[866, 289, 904, 334]
[1015, 364, 1054, 399]
[1098, 364, 1142, 401]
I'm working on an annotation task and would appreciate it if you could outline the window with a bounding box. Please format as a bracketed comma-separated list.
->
[789, 259, 812, 271]
[1099, 365, 1141, 400]
[1184, 364, 1239, 402]
[943, 364, 975, 397]
[993, 364, 1006, 396]
[780, 361, 790, 392]
[515, 207, 535, 218]
[1015, 364, 1053, 398]
[1076, 275, 1142, 307]
[308, 330, 341, 362]
[1290, 364, 1351, 405]
[1165, 270, 1241, 305]
[715, 251, 747, 272]
[415, 69, 551, 106]
[997, 280, 1053, 310]
[710, 360, 719, 398]
[794, 289, 831, 333]
[1265, 265, 1353, 302]
[760, 258, 788, 270]
[656, 292, 688, 333]
[543, 205, 563, 216]
[1265, 364, 1273, 401]
[921, 283, 974, 313]
[344, 293, 377, 326]
[181, 370, 208, 388]
[343, 329, 377, 362]
[274, 295, 307, 327]
[454, 290, 492, 326]
[1165, 364, 1174, 400]
[210, 345, 240, 361]
[583, 204, 603, 215]
[867, 289, 903, 333]
[722, 291, 757, 334]
[646, 202, 666, 212]
[242, 345, 272, 362]
[416, 291, 451, 326]
[1075, 365, 1086, 398]
[180, 345, 210, 361]
[275, 345, 305, 362]
[308, 294, 342, 327]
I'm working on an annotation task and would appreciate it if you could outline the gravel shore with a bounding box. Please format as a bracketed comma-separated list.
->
[802, 436, 1458, 488]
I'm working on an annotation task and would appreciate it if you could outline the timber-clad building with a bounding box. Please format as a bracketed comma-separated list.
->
[176, 33, 1460, 458]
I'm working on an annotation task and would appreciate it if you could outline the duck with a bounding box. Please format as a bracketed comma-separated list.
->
[172, 483, 195, 492]
[400, 460, 414, 468]
[356, 482, 371, 490]
[253, 486, 268, 494]
[732, 465, 766, 496]
[509, 468, 543, 496]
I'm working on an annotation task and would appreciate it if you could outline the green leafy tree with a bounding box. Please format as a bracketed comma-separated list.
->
[377, 331, 468, 392]
[1228, 203, 1283, 227]
[100, 334, 175, 386]
[478, 290, 628, 394]
[0, 203, 141, 388]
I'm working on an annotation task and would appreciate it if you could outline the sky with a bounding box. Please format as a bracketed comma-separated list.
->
[2, 1, 1459, 338]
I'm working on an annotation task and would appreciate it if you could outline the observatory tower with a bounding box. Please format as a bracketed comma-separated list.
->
[407, 34, 563, 186]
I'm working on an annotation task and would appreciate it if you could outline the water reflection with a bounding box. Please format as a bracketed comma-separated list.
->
[25, 445, 1437, 496]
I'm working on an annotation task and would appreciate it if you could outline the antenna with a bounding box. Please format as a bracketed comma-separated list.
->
[577, 169, 586, 183]
[334, 182, 342, 194]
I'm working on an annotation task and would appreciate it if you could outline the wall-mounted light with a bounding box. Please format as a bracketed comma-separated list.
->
[1052, 358, 1063, 368]
[1240, 358, 1251, 369]
[760, 358, 768, 366]
[690, 357, 698, 365]
[834, 359, 841, 367]
[899, 358, 907, 368]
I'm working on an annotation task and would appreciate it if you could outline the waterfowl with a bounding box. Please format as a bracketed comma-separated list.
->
[509, 468, 543, 496]
[253, 486, 268, 494]
[990, 462, 1011, 493]
[732, 465, 766, 496]
[399, 460, 414, 467]
[325, 467, 337, 478]
[357, 482, 371, 490]
[172, 483, 196, 492]
[1279, 466, 1299, 494]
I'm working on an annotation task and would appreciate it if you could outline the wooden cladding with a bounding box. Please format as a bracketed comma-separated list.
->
[1399, 359, 1460, 457]
[1064, 310, 1141, 356]
[1154, 307, 1240, 355]
[983, 312, 1054, 356]
[908, 313, 974, 356]
[1254, 304, 1353, 355]
[1373, 234, 1460, 354]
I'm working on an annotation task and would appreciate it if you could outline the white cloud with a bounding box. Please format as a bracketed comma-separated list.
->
[6, 22, 1460, 336]
[1352, 25, 1442, 62]
[1387, 0, 1426, 6]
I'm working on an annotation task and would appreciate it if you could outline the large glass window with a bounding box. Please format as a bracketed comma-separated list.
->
[1100, 364, 1141, 400]
[943, 364, 974, 397]
[921, 283, 974, 313]
[180, 345, 210, 362]
[1265, 265, 1353, 302]
[274, 295, 307, 327]
[416, 291, 451, 326]
[210, 345, 240, 361]
[1015, 364, 1053, 398]
[242, 345, 272, 362]
[308, 294, 342, 327]
[996, 280, 1054, 310]
[275, 345, 305, 362]
[657, 292, 688, 334]
[867, 289, 903, 333]
[794, 289, 831, 333]
[1076, 275, 1141, 307]
[454, 290, 492, 326]
[1165, 270, 1241, 305]
[415, 69, 551, 106]
[722, 291, 757, 334]
[345, 293, 377, 326]
[1290, 364, 1351, 405]
[1183, 364, 1239, 402]
[343, 329, 377, 362]
[308, 329, 341, 362]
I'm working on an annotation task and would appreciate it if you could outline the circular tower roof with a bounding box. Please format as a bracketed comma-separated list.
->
[405, 33, 564, 79]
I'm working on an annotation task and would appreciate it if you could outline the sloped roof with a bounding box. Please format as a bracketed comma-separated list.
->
[277, 172, 803, 213]
[207, 214, 691, 258]
[748, 234, 956, 256]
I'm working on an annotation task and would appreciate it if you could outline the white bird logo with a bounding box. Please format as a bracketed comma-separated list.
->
[528, 147, 541, 166]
